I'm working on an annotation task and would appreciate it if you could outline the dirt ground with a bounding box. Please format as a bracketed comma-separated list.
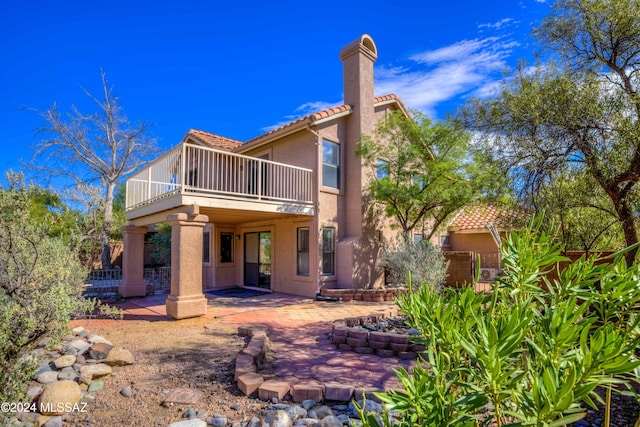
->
[67, 317, 269, 426]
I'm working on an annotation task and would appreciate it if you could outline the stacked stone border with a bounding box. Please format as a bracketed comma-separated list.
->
[319, 287, 406, 302]
[331, 325, 424, 359]
[234, 326, 368, 404]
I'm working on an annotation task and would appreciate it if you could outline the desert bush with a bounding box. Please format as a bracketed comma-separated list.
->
[358, 218, 640, 426]
[0, 175, 117, 401]
[380, 237, 448, 289]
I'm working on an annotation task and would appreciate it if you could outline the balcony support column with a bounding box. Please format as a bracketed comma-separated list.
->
[119, 225, 148, 298]
[166, 206, 209, 319]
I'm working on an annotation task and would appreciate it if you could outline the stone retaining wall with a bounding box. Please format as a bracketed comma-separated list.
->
[319, 287, 406, 302]
[331, 325, 424, 360]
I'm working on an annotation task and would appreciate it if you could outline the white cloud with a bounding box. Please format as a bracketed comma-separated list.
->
[478, 18, 518, 30]
[260, 100, 342, 132]
[264, 33, 521, 126]
[375, 36, 519, 117]
[289, 101, 341, 117]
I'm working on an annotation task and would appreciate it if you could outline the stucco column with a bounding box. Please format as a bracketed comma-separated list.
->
[165, 211, 209, 319]
[119, 225, 148, 298]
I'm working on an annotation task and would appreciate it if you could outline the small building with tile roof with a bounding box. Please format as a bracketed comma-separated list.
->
[440, 204, 524, 280]
[120, 34, 410, 319]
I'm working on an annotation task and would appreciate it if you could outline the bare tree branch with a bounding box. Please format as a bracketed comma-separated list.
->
[30, 71, 159, 268]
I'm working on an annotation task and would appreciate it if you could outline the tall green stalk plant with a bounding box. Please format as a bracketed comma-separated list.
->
[357, 218, 640, 426]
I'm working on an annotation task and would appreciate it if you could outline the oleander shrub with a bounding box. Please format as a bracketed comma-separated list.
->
[357, 218, 640, 426]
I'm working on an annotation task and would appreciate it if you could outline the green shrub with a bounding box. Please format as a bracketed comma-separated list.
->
[358, 218, 640, 426]
[149, 222, 172, 266]
[0, 176, 117, 402]
[381, 238, 448, 289]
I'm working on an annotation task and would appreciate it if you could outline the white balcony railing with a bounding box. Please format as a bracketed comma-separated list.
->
[126, 143, 314, 211]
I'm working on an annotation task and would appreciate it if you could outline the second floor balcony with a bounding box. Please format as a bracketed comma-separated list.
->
[125, 143, 315, 221]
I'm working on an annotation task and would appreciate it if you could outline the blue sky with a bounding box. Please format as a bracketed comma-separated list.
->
[0, 0, 551, 180]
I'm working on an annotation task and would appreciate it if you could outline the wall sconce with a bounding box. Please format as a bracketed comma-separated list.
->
[236, 234, 241, 240]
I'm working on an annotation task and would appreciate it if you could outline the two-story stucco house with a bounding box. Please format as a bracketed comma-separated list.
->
[120, 34, 409, 319]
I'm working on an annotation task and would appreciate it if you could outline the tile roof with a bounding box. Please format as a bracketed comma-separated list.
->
[241, 105, 353, 148]
[184, 129, 243, 151]
[374, 94, 409, 114]
[184, 94, 408, 153]
[449, 204, 521, 231]
[240, 93, 407, 149]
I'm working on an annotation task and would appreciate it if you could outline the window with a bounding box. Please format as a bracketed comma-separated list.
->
[413, 233, 423, 244]
[203, 230, 211, 264]
[376, 159, 389, 179]
[322, 140, 340, 189]
[322, 227, 335, 275]
[297, 227, 309, 276]
[220, 232, 234, 263]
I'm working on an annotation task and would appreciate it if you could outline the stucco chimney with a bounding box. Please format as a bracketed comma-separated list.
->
[339, 34, 378, 135]
[339, 34, 378, 238]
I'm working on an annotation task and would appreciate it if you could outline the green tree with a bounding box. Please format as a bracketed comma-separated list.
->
[0, 173, 118, 402]
[24, 184, 83, 244]
[534, 171, 624, 253]
[357, 111, 492, 240]
[461, 0, 640, 264]
[110, 182, 127, 241]
[32, 71, 158, 269]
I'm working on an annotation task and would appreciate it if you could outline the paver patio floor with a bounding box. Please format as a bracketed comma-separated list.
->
[73, 291, 414, 392]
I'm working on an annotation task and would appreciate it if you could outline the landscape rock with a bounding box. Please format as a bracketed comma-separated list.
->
[293, 418, 319, 426]
[88, 335, 113, 346]
[38, 362, 55, 374]
[265, 409, 293, 427]
[57, 368, 79, 381]
[207, 415, 227, 426]
[284, 405, 307, 421]
[310, 405, 334, 419]
[36, 371, 59, 384]
[38, 380, 82, 415]
[89, 342, 113, 360]
[182, 407, 197, 418]
[120, 386, 133, 397]
[27, 386, 44, 400]
[71, 326, 85, 336]
[317, 416, 343, 427]
[336, 414, 350, 424]
[66, 339, 91, 355]
[53, 355, 76, 369]
[301, 399, 316, 410]
[79, 363, 112, 384]
[88, 380, 104, 392]
[104, 346, 135, 366]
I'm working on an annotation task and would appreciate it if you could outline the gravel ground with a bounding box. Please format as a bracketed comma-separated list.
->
[27, 314, 639, 426]
[64, 318, 269, 426]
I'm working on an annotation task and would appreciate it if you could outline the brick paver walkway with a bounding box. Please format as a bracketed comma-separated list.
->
[72, 291, 414, 392]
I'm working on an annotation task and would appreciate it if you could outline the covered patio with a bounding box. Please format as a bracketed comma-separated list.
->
[120, 142, 315, 319]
